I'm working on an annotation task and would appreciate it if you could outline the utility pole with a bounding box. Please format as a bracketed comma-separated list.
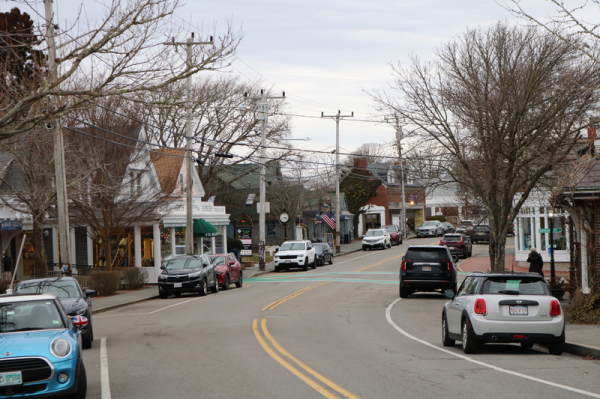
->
[386, 115, 407, 240]
[165, 33, 212, 255]
[44, 0, 72, 274]
[247, 90, 285, 271]
[321, 110, 353, 253]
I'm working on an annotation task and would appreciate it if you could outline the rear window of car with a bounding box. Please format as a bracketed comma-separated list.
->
[442, 235, 462, 242]
[405, 248, 449, 261]
[475, 226, 489, 231]
[482, 278, 549, 295]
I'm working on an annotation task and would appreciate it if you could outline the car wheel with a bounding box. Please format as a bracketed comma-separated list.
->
[311, 259, 317, 270]
[211, 278, 219, 293]
[199, 278, 207, 296]
[83, 324, 93, 349]
[159, 292, 169, 299]
[399, 284, 409, 298]
[442, 315, 455, 347]
[235, 272, 243, 288]
[362, 246, 367, 251]
[329, 255, 333, 265]
[461, 319, 478, 354]
[222, 275, 230, 290]
[302, 258, 308, 271]
[275, 265, 280, 272]
[70, 361, 87, 399]
[520, 342, 534, 349]
[547, 329, 565, 355]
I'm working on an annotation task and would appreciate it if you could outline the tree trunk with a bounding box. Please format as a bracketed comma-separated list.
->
[101, 229, 113, 271]
[489, 232, 508, 273]
[32, 218, 48, 278]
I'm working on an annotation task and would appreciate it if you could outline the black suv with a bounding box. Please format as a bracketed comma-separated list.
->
[158, 255, 219, 298]
[471, 225, 490, 243]
[400, 245, 458, 298]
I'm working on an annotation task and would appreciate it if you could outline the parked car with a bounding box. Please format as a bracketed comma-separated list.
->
[158, 254, 219, 298]
[210, 253, 243, 290]
[273, 241, 316, 272]
[313, 243, 334, 266]
[440, 234, 472, 258]
[441, 222, 455, 234]
[471, 225, 490, 243]
[0, 293, 88, 398]
[382, 225, 403, 245]
[400, 245, 458, 298]
[442, 272, 565, 355]
[456, 220, 475, 236]
[14, 277, 96, 349]
[362, 229, 392, 250]
[508, 223, 515, 236]
[415, 221, 444, 237]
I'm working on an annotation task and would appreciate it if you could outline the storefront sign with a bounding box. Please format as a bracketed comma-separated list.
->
[237, 227, 253, 255]
[240, 250, 252, 256]
[539, 228, 562, 233]
[240, 239, 252, 245]
[1, 220, 22, 231]
[236, 215, 253, 227]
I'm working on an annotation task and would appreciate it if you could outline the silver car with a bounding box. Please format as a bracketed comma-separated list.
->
[416, 221, 444, 237]
[442, 272, 565, 355]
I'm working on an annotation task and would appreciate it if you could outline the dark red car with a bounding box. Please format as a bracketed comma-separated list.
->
[439, 234, 472, 258]
[210, 253, 243, 290]
[382, 225, 403, 245]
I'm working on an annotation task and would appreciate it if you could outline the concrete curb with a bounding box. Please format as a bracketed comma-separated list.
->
[92, 294, 159, 315]
[565, 342, 600, 359]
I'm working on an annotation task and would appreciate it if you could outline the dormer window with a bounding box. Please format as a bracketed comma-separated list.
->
[387, 169, 397, 184]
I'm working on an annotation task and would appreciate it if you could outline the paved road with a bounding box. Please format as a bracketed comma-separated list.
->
[81, 237, 600, 399]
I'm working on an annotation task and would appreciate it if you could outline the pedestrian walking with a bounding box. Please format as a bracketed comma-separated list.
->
[2, 252, 13, 281]
[526, 247, 544, 276]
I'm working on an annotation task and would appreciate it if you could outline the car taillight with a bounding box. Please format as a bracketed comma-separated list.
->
[550, 299, 561, 317]
[474, 298, 487, 315]
[445, 261, 453, 272]
[401, 260, 407, 271]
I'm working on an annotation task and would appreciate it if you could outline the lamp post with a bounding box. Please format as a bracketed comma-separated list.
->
[548, 210, 556, 280]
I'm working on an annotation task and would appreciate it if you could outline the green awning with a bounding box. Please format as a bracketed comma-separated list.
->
[193, 219, 219, 237]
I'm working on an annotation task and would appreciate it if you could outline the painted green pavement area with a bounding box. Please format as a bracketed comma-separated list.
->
[247, 271, 471, 284]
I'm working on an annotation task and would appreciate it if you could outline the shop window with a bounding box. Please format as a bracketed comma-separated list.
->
[141, 227, 154, 267]
[539, 217, 546, 250]
[267, 221, 277, 237]
[365, 213, 381, 230]
[549, 217, 566, 251]
[161, 228, 172, 262]
[521, 217, 532, 250]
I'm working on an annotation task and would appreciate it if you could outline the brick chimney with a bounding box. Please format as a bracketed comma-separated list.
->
[354, 157, 367, 169]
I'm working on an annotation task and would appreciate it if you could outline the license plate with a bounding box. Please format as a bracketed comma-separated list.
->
[449, 247, 456, 250]
[174, 283, 182, 288]
[0, 371, 21, 386]
[286, 260, 291, 263]
[510, 305, 528, 315]
[422, 266, 431, 271]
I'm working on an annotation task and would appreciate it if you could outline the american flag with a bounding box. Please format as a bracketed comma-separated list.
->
[322, 211, 336, 230]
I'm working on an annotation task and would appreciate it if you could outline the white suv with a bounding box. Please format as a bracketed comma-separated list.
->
[362, 229, 392, 250]
[274, 241, 316, 272]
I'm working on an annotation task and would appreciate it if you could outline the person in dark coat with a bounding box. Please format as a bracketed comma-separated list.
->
[2, 253, 13, 281]
[526, 247, 544, 276]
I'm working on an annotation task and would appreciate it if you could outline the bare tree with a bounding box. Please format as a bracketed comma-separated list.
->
[0, 0, 241, 140]
[369, 22, 600, 272]
[346, 142, 394, 165]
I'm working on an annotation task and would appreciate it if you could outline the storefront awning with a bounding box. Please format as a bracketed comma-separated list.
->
[193, 219, 219, 237]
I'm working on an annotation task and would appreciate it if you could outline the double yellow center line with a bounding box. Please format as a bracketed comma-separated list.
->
[253, 318, 361, 399]
[262, 281, 331, 311]
[354, 253, 404, 272]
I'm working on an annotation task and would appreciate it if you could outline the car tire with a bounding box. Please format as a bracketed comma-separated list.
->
[302, 258, 308, 271]
[311, 260, 317, 270]
[199, 278, 207, 296]
[329, 256, 333, 265]
[70, 361, 87, 399]
[399, 284, 409, 298]
[159, 292, 168, 299]
[547, 329, 565, 355]
[442, 315, 455, 347]
[461, 319, 478, 354]
[520, 342, 534, 349]
[83, 324, 93, 349]
[211, 278, 219, 293]
[362, 246, 367, 251]
[222, 275, 230, 290]
[275, 265, 280, 272]
[235, 272, 243, 288]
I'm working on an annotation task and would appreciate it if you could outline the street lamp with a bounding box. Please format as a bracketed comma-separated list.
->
[548, 209, 556, 280]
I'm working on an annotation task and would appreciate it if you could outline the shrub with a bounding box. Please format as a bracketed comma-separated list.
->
[567, 289, 600, 325]
[121, 268, 148, 290]
[228, 236, 244, 251]
[89, 271, 121, 296]
[74, 276, 90, 290]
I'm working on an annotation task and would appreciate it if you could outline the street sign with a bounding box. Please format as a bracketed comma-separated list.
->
[240, 250, 252, 256]
[538, 228, 562, 233]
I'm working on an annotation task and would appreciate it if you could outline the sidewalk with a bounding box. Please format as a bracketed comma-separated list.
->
[91, 286, 158, 314]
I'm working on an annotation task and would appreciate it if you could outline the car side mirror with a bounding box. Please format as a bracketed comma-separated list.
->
[229, 261, 235, 266]
[160, 265, 166, 270]
[85, 289, 96, 298]
[444, 289, 455, 299]
[69, 315, 88, 331]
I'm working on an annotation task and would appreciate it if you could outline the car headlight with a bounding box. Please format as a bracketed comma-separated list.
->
[297, 255, 303, 258]
[70, 308, 86, 316]
[158, 274, 167, 281]
[50, 338, 72, 358]
[189, 271, 202, 278]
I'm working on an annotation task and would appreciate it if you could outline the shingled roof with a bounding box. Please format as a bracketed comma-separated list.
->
[151, 148, 185, 194]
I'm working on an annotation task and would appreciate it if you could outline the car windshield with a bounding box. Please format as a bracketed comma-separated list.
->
[15, 280, 80, 299]
[166, 258, 193, 269]
[384, 226, 397, 232]
[475, 226, 489, 231]
[313, 244, 326, 253]
[482, 278, 549, 295]
[365, 230, 384, 237]
[443, 236, 462, 242]
[0, 300, 65, 332]
[405, 248, 449, 261]
[212, 256, 226, 266]
[420, 222, 437, 227]
[280, 243, 306, 251]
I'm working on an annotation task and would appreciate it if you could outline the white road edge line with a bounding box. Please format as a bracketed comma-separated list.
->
[147, 297, 203, 314]
[385, 298, 600, 399]
[100, 337, 111, 399]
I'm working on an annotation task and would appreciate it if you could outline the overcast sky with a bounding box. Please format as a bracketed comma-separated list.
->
[3, 0, 558, 155]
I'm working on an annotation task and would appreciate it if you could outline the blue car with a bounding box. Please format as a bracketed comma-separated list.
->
[0, 293, 87, 398]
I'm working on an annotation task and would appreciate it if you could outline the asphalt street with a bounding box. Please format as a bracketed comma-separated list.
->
[81, 238, 600, 399]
